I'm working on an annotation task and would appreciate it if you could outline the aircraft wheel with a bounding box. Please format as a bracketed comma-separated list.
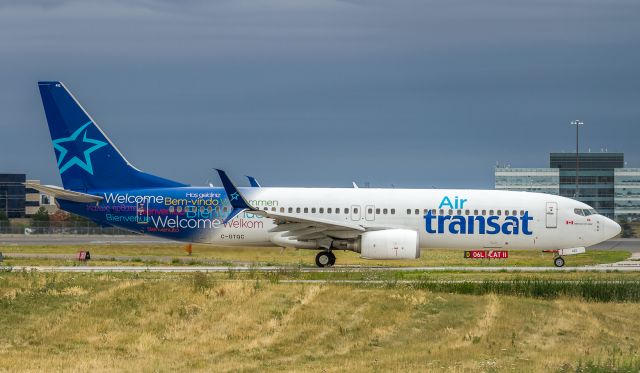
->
[315, 251, 332, 268]
[554, 256, 565, 268]
[327, 251, 336, 266]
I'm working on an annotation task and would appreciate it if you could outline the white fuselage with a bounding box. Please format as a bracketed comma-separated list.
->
[202, 188, 620, 250]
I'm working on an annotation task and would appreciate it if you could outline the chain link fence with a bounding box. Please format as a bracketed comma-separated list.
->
[0, 221, 136, 235]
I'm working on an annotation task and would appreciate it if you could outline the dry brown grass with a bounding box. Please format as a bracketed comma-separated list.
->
[0, 272, 639, 372]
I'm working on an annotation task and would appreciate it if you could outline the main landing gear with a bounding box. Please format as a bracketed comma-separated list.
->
[315, 250, 336, 268]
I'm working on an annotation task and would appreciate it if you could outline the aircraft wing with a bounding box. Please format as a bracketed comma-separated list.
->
[254, 209, 365, 246]
[216, 169, 365, 244]
[24, 182, 103, 203]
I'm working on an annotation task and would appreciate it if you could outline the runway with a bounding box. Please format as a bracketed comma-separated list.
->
[1, 235, 640, 251]
[2, 235, 640, 273]
[3, 263, 640, 273]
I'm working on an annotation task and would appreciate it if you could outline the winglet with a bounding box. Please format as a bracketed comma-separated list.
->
[246, 176, 261, 187]
[215, 169, 255, 223]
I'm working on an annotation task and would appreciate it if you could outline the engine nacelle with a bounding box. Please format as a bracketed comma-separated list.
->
[358, 229, 420, 260]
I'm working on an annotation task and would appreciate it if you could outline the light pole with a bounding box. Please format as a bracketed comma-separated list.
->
[571, 120, 584, 198]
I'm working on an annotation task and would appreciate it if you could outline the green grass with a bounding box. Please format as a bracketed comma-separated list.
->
[1, 272, 639, 372]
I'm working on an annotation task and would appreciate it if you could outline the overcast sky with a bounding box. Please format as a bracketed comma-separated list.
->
[1, 0, 639, 188]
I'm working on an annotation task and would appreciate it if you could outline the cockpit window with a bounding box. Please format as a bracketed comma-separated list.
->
[574, 208, 599, 216]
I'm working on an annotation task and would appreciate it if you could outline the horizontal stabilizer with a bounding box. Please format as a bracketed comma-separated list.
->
[24, 182, 103, 203]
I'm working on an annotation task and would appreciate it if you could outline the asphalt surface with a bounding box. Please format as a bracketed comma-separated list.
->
[1, 235, 640, 252]
[1, 235, 640, 273]
[0, 234, 173, 245]
[3, 263, 640, 273]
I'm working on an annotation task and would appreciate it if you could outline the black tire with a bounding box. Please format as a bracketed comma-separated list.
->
[327, 251, 336, 266]
[315, 251, 331, 267]
[554, 256, 565, 268]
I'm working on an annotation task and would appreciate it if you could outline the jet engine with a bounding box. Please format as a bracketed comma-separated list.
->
[356, 229, 420, 260]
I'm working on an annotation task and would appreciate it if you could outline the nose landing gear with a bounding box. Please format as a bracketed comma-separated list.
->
[544, 248, 585, 267]
[315, 250, 336, 267]
[553, 256, 565, 268]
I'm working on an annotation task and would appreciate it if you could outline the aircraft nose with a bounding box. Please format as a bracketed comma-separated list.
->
[604, 217, 621, 239]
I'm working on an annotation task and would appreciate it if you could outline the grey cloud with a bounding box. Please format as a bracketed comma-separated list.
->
[0, 0, 639, 188]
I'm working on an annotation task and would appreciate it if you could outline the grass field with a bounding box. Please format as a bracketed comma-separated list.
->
[0, 243, 631, 267]
[1, 272, 640, 372]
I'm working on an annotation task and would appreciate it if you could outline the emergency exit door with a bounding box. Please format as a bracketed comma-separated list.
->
[365, 205, 375, 221]
[545, 202, 558, 228]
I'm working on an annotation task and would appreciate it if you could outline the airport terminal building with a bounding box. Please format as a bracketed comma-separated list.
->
[0, 174, 57, 218]
[495, 153, 640, 220]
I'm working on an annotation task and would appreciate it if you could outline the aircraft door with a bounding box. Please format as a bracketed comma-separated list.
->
[365, 205, 375, 221]
[136, 201, 148, 225]
[351, 205, 361, 221]
[545, 202, 557, 228]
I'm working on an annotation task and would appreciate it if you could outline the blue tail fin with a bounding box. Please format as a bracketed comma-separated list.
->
[38, 81, 187, 191]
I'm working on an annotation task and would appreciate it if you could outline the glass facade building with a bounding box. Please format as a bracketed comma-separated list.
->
[0, 174, 26, 218]
[495, 153, 639, 220]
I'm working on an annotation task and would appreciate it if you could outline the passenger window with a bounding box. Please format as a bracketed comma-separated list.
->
[512, 210, 517, 216]
[354, 208, 359, 214]
[223, 207, 228, 213]
[497, 210, 501, 216]
[368, 208, 373, 214]
[383, 208, 388, 214]
[304, 208, 309, 213]
[311, 208, 316, 213]
[328, 208, 332, 213]
[391, 209, 395, 214]
[177, 206, 183, 212]
[473, 210, 478, 216]
[207, 206, 212, 212]
[272, 207, 276, 212]
[288, 207, 293, 213]
[424, 209, 429, 215]
[199, 206, 205, 213]
[319, 208, 324, 213]
[465, 209, 470, 216]
[439, 209, 444, 215]
[345, 208, 349, 214]
[169, 206, 175, 213]
[336, 208, 340, 214]
[520, 210, 525, 216]
[457, 209, 461, 215]
[264, 207, 268, 211]
[280, 207, 284, 213]
[415, 209, 419, 215]
[448, 209, 453, 215]
[482, 210, 486, 216]
[296, 207, 301, 213]
[407, 209, 411, 215]
[489, 210, 494, 215]
[376, 208, 381, 214]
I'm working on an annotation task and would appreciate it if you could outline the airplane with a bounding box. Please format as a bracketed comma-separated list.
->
[30, 81, 621, 268]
